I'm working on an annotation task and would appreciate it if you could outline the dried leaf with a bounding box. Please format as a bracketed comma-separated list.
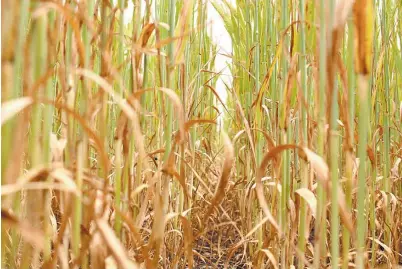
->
[303, 147, 354, 233]
[135, 23, 155, 68]
[2, 208, 45, 250]
[1, 166, 48, 196]
[295, 188, 317, 219]
[179, 216, 194, 269]
[50, 133, 67, 162]
[203, 132, 234, 223]
[353, 0, 374, 74]
[96, 219, 140, 269]
[1, 97, 33, 125]
[259, 249, 279, 269]
[256, 145, 297, 233]
[174, 0, 195, 63]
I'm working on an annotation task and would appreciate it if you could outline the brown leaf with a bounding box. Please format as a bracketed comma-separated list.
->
[180, 216, 194, 269]
[353, 0, 374, 75]
[256, 144, 297, 233]
[2, 208, 45, 250]
[96, 219, 140, 269]
[1, 97, 33, 125]
[135, 23, 155, 68]
[303, 147, 354, 233]
[203, 132, 234, 224]
[259, 249, 279, 269]
[295, 188, 317, 219]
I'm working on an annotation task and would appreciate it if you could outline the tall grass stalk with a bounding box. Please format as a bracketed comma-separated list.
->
[356, 74, 369, 268]
[381, 0, 391, 248]
[297, 0, 308, 265]
[314, 0, 327, 267]
[327, 0, 340, 267]
[342, 17, 355, 269]
[2, 0, 30, 266]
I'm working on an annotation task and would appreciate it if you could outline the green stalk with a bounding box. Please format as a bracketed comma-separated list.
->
[254, 0, 261, 164]
[326, 0, 340, 267]
[98, 0, 109, 159]
[118, 0, 125, 96]
[330, 80, 340, 269]
[1, 0, 30, 179]
[114, 139, 123, 236]
[42, 14, 55, 262]
[73, 2, 93, 263]
[381, 0, 391, 248]
[245, 3, 252, 111]
[112, 0, 125, 239]
[163, 0, 175, 160]
[356, 74, 369, 269]
[280, 0, 289, 265]
[254, 0, 264, 251]
[314, 0, 327, 267]
[269, 1, 278, 143]
[22, 14, 47, 269]
[132, 0, 144, 220]
[80, 4, 93, 264]
[190, 0, 203, 215]
[73, 142, 84, 257]
[370, 4, 381, 266]
[342, 17, 355, 269]
[184, 43, 193, 210]
[3, 1, 30, 267]
[297, 0, 308, 265]
[192, 0, 203, 149]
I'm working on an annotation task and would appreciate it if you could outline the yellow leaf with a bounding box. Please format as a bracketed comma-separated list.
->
[353, 0, 374, 74]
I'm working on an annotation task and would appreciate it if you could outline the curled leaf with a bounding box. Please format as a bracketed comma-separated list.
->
[295, 188, 317, 219]
[135, 23, 156, 68]
[303, 147, 354, 233]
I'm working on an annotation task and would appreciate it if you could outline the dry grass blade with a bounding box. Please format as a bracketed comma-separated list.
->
[50, 133, 67, 162]
[75, 68, 135, 120]
[33, 2, 85, 67]
[226, 215, 271, 266]
[353, 0, 374, 75]
[204, 85, 231, 114]
[302, 148, 329, 183]
[157, 87, 186, 143]
[135, 23, 155, 68]
[179, 215, 194, 269]
[303, 147, 354, 233]
[1, 182, 78, 196]
[96, 219, 140, 269]
[333, 0, 355, 30]
[1, 97, 33, 125]
[231, 88, 256, 165]
[173, 0, 194, 63]
[174, 119, 216, 143]
[150, 192, 164, 267]
[202, 131, 234, 224]
[39, 98, 110, 175]
[256, 145, 299, 233]
[1, 165, 49, 196]
[127, 86, 186, 143]
[259, 249, 279, 269]
[2, 208, 45, 250]
[112, 205, 151, 265]
[295, 188, 317, 219]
